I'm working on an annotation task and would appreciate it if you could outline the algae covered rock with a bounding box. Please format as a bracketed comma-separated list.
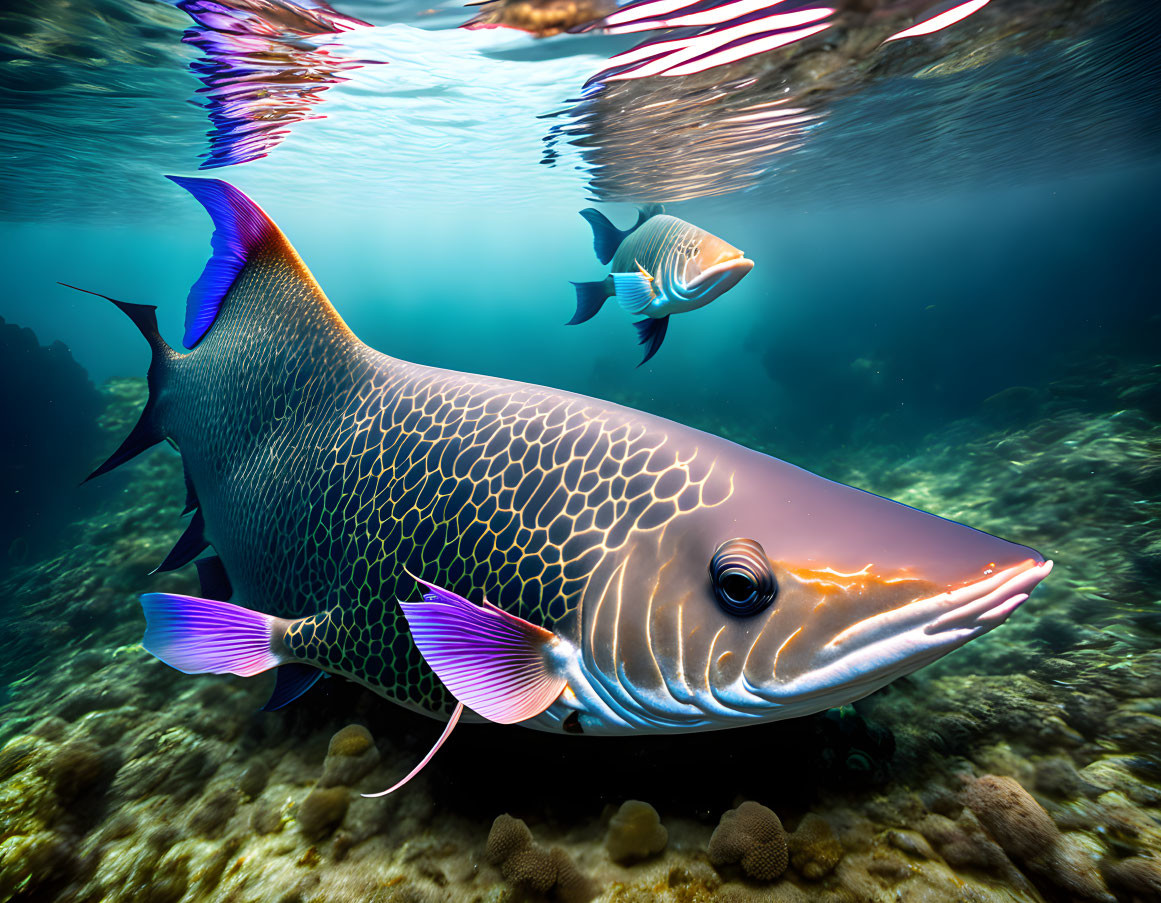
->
[605, 799, 668, 864]
[320, 724, 380, 788]
[485, 813, 595, 901]
[709, 801, 788, 881]
[787, 813, 842, 879]
[298, 786, 350, 840]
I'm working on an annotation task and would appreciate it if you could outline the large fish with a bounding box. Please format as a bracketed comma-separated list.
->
[569, 207, 754, 364]
[80, 178, 1050, 790]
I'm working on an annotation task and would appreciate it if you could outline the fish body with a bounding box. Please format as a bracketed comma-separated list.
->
[92, 179, 1050, 755]
[569, 208, 753, 364]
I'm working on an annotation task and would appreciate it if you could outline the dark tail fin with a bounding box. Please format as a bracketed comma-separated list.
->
[59, 284, 177, 482]
[579, 208, 649, 265]
[568, 280, 612, 325]
[633, 316, 670, 366]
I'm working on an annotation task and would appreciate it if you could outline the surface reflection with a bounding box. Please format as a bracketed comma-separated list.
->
[177, 0, 378, 168]
[545, 0, 1101, 203]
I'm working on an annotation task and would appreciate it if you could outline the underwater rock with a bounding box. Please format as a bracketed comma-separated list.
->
[236, 759, 270, 798]
[0, 316, 104, 570]
[961, 774, 1058, 863]
[319, 724, 380, 788]
[485, 814, 594, 901]
[188, 786, 239, 838]
[604, 800, 668, 864]
[1101, 856, 1161, 902]
[962, 773, 1115, 902]
[298, 786, 350, 841]
[787, 813, 843, 879]
[709, 801, 789, 882]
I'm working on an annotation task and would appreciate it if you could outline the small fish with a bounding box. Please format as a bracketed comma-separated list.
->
[569, 207, 754, 364]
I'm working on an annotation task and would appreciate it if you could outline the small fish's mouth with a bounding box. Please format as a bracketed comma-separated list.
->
[688, 254, 754, 289]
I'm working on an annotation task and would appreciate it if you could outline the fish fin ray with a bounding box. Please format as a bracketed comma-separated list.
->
[151, 509, 209, 574]
[568, 280, 612, 324]
[612, 272, 656, 314]
[60, 284, 175, 482]
[166, 176, 349, 350]
[261, 663, 324, 711]
[140, 592, 288, 677]
[195, 555, 233, 601]
[399, 581, 566, 724]
[633, 316, 670, 366]
[579, 207, 647, 264]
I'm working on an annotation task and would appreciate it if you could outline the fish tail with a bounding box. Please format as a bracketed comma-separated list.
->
[140, 593, 326, 709]
[567, 279, 612, 325]
[58, 284, 178, 482]
[578, 207, 648, 264]
[141, 593, 290, 677]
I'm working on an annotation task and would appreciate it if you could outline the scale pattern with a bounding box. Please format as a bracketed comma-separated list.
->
[164, 242, 733, 717]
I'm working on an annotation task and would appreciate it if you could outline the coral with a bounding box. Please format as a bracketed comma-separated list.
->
[605, 800, 668, 864]
[709, 801, 788, 882]
[298, 787, 350, 841]
[962, 774, 1114, 901]
[787, 813, 843, 879]
[1102, 856, 1161, 901]
[44, 739, 107, 801]
[320, 725, 380, 788]
[485, 814, 533, 865]
[189, 787, 239, 837]
[485, 814, 594, 901]
[961, 774, 1058, 863]
[237, 759, 270, 798]
[327, 724, 375, 758]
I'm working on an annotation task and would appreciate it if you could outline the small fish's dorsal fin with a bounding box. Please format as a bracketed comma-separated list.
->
[579, 207, 651, 265]
[167, 176, 351, 350]
[638, 203, 664, 220]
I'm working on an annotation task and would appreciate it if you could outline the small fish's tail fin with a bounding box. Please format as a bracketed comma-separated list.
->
[578, 207, 649, 264]
[634, 315, 670, 366]
[59, 284, 178, 482]
[140, 593, 325, 709]
[567, 279, 612, 325]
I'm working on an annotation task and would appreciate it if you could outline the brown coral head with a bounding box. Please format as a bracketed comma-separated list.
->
[709, 801, 788, 882]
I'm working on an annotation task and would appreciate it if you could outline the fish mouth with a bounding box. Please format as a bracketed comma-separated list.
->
[748, 558, 1052, 707]
[687, 253, 754, 289]
[922, 558, 1053, 637]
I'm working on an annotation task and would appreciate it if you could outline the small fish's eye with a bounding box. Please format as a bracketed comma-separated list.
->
[709, 538, 776, 616]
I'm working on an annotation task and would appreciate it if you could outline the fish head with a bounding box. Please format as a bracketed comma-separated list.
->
[560, 440, 1051, 734]
[677, 228, 754, 302]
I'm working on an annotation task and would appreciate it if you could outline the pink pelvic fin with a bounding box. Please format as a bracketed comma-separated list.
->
[399, 579, 567, 724]
[362, 702, 464, 798]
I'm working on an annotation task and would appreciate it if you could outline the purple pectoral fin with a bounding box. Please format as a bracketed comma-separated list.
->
[399, 581, 567, 724]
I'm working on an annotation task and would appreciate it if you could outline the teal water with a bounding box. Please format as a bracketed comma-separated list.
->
[2, 1, 1160, 901]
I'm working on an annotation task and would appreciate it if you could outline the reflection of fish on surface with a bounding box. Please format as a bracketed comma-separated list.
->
[462, 0, 615, 37]
[569, 207, 754, 364]
[176, 0, 377, 169]
[77, 177, 1050, 794]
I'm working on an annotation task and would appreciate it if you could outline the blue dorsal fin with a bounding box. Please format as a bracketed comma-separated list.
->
[579, 207, 651, 265]
[167, 176, 277, 349]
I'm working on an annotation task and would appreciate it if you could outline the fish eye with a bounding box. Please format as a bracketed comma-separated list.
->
[709, 538, 777, 616]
